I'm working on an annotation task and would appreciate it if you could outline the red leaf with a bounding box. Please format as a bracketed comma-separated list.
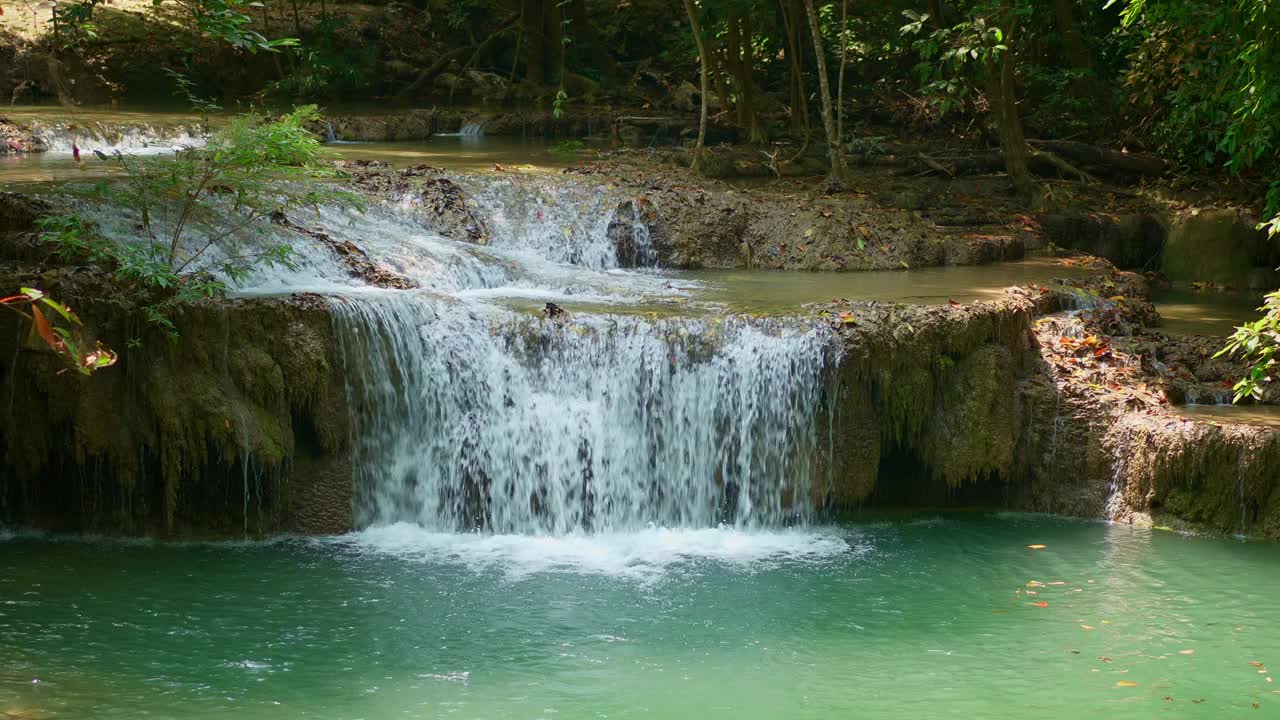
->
[30, 306, 59, 350]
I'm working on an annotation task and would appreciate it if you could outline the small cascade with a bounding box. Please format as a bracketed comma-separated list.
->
[459, 122, 484, 136]
[324, 121, 338, 143]
[333, 296, 840, 533]
[464, 179, 635, 269]
[30, 121, 208, 154]
[607, 199, 659, 268]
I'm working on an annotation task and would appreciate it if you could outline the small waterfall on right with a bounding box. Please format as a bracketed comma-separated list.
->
[333, 295, 841, 534]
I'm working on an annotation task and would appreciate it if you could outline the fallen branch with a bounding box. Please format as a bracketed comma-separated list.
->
[916, 153, 954, 178]
[1028, 139, 1167, 179]
[1029, 149, 1098, 185]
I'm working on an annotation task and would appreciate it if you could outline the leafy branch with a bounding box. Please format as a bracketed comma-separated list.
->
[0, 287, 117, 376]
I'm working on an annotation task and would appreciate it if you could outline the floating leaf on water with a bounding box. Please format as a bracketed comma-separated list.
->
[1163, 696, 1174, 701]
[1026, 581, 1045, 587]
[1099, 657, 1113, 663]
[1027, 544, 1047, 550]
[1115, 681, 1139, 687]
[1250, 662, 1266, 668]
[1178, 649, 1195, 655]
[1080, 625, 1096, 630]
[1031, 601, 1049, 608]
[1048, 581, 1066, 586]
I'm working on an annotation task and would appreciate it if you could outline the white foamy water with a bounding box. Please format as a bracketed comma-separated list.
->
[333, 296, 840, 533]
[465, 178, 635, 269]
[330, 522, 858, 580]
[31, 121, 209, 154]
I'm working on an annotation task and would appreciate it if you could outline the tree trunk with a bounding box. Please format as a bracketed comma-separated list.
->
[522, 0, 547, 84]
[802, 0, 847, 183]
[1051, 0, 1090, 70]
[983, 43, 1035, 197]
[683, 0, 710, 172]
[780, 0, 810, 137]
[740, 13, 764, 143]
[836, 0, 848, 144]
[567, 0, 618, 80]
[926, 0, 945, 27]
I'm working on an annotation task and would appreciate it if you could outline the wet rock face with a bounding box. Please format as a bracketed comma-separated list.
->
[1162, 209, 1276, 288]
[1036, 212, 1165, 269]
[606, 198, 660, 268]
[0, 269, 353, 537]
[348, 167, 489, 243]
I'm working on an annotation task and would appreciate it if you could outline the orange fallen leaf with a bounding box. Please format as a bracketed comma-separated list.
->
[1027, 544, 1047, 550]
[1115, 680, 1139, 687]
[1031, 601, 1050, 608]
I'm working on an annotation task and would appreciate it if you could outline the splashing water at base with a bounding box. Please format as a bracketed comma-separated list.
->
[333, 522, 857, 580]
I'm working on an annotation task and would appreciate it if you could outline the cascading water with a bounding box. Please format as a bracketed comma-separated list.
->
[463, 178, 646, 269]
[29, 120, 208, 154]
[62, 169, 844, 537]
[312, 179, 840, 534]
[334, 296, 838, 533]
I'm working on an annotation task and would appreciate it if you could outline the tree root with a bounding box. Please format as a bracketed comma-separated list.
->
[1029, 149, 1099, 185]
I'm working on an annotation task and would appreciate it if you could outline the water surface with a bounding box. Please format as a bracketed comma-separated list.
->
[3, 516, 1278, 719]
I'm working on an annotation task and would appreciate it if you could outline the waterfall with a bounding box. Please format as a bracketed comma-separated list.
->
[324, 121, 338, 143]
[435, 122, 485, 139]
[29, 121, 208, 154]
[333, 296, 839, 533]
[64, 169, 841, 536]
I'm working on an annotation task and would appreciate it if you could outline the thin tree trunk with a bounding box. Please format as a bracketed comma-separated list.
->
[983, 33, 1034, 197]
[926, 0, 945, 27]
[836, 0, 848, 144]
[510, 1, 525, 81]
[802, 0, 847, 183]
[683, 0, 710, 172]
[740, 13, 763, 143]
[522, 0, 547, 84]
[1051, 0, 1090, 70]
[780, 0, 809, 137]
